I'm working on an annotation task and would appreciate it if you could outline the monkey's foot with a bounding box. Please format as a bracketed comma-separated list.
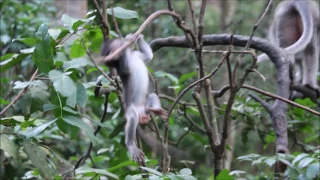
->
[304, 84, 320, 97]
[129, 147, 145, 164]
[148, 107, 168, 120]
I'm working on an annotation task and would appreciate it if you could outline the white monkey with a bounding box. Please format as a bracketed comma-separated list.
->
[258, 0, 320, 95]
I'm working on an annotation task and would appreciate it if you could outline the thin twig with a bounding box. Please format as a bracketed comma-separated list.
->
[111, 6, 122, 37]
[213, 84, 320, 116]
[187, 0, 197, 34]
[85, 47, 116, 86]
[0, 69, 39, 116]
[74, 93, 109, 170]
[175, 123, 193, 146]
[92, 0, 109, 38]
[167, 51, 230, 119]
[251, 68, 266, 81]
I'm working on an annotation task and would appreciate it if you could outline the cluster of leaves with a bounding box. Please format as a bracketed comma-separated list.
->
[232, 152, 320, 179]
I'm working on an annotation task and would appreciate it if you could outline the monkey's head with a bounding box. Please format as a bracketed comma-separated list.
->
[101, 38, 125, 56]
[99, 38, 125, 66]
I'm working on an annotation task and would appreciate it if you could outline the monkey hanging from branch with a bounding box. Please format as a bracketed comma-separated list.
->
[96, 34, 167, 164]
[258, 0, 320, 98]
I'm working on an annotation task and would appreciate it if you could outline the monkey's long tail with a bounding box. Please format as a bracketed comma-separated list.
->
[257, 1, 314, 63]
[285, 1, 314, 55]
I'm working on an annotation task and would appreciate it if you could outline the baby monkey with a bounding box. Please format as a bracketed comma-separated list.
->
[99, 34, 167, 163]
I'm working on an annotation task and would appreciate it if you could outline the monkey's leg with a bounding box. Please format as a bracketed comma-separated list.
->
[147, 107, 168, 120]
[302, 38, 319, 95]
[125, 105, 145, 163]
[145, 93, 168, 120]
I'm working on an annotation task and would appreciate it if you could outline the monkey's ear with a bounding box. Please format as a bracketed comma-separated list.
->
[101, 39, 114, 56]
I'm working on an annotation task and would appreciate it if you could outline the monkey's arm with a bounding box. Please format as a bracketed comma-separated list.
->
[136, 35, 153, 63]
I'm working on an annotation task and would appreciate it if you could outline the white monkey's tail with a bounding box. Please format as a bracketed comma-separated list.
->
[257, 53, 270, 63]
[257, 1, 314, 63]
[286, 1, 314, 54]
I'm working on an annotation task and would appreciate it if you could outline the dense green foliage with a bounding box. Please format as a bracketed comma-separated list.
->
[0, 0, 319, 179]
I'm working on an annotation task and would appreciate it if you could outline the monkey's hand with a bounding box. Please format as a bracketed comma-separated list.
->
[137, 34, 144, 40]
[125, 33, 138, 41]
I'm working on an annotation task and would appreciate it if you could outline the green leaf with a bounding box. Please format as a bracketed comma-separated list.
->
[264, 158, 276, 167]
[75, 167, 118, 179]
[229, 170, 245, 177]
[109, 121, 126, 139]
[155, 71, 178, 84]
[179, 168, 192, 175]
[72, 20, 88, 31]
[216, 169, 233, 180]
[56, 118, 79, 139]
[75, 83, 87, 107]
[0, 53, 14, 62]
[62, 116, 99, 145]
[306, 163, 320, 179]
[13, 80, 46, 89]
[15, 38, 37, 46]
[49, 70, 76, 97]
[50, 150, 73, 178]
[292, 153, 309, 164]
[25, 118, 57, 139]
[63, 57, 93, 71]
[21, 83, 50, 113]
[178, 72, 196, 83]
[66, 82, 87, 108]
[70, 39, 85, 58]
[20, 47, 35, 54]
[0, 135, 18, 159]
[106, 7, 139, 19]
[66, 93, 76, 108]
[0, 53, 29, 72]
[56, 28, 70, 40]
[298, 157, 314, 168]
[48, 29, 62, 40]
[237, 154, 260, 161]
[43, 104, 58, 112]
[139, 167, 163, 176]
[0, 97, 9, 105]
[23, 140, 57, 178]
[108, 161, 137, 172]
[62, 106, 78, 114]
[61, 14, 78, 28]
[0, 116, 24, 126]
[20, 119, 36, 129]
[32, 24, 54, 74]
[54, 52, 68, 67]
